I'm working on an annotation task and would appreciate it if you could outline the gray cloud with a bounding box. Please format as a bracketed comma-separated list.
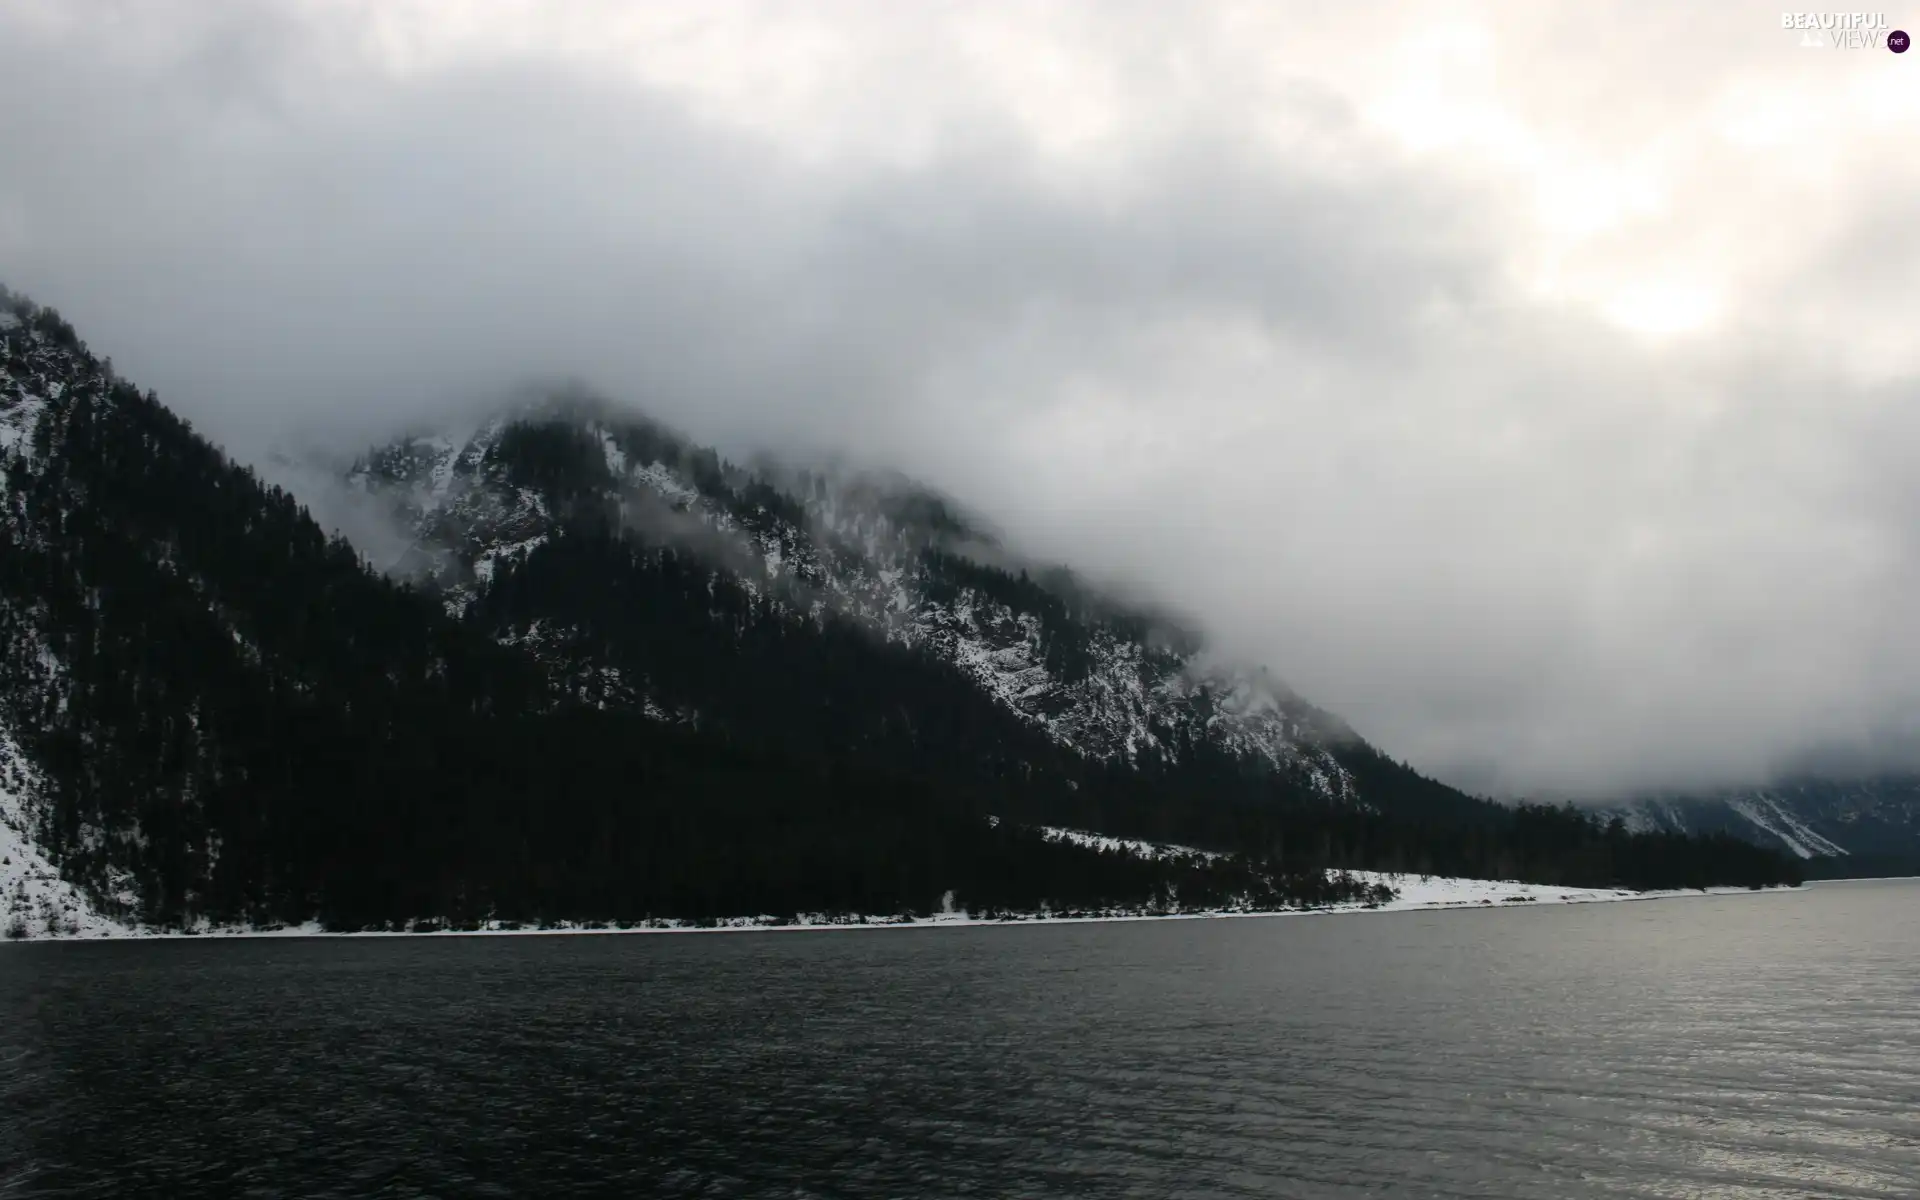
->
[3, 0, 1917, 798]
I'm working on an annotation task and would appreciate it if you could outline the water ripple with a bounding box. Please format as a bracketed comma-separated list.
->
[2, 882, 1917, 1198]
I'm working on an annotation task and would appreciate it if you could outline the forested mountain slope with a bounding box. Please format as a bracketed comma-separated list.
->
[0, 289, 1799, 934]
[342, 380, 1799, 889]
[349, 393, 1372, 805]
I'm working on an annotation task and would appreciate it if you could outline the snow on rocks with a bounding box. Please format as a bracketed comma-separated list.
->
[0, 394, 45, 459]
[0, 717, 135, 939]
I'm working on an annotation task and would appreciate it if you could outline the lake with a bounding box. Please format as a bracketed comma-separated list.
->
[3, 881, 1917, 1198]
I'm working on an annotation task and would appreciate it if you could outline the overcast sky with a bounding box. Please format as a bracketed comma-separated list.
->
[3, 0, 1917, 797]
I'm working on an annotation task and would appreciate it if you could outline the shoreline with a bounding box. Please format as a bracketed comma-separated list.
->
[5, 876, 1802, 943]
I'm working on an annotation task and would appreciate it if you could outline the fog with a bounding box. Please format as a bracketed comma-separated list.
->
[3, 0, 1917, 797]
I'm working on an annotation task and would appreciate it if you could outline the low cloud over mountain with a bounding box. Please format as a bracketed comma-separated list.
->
[3, 1, 1916, 796]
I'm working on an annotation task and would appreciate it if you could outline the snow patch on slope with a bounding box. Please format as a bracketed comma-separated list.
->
[599, 430, 628, 478]
[1753, 794, 1847, 857]
[631, 461, 700, 508]
[1339, 870, 1639, 910]
[1615, 799, 1680, 835]
[1726, 796, 1848, 859]
[1039, 826, 1225, 862]
[472, 533, 549, 586]
[0, 716, 133, 939]
[0, 394, 45, 459]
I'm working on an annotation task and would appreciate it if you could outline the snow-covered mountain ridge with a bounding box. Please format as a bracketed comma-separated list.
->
[345, 394, 1363, 801]
[1607, 777, 1920, 865]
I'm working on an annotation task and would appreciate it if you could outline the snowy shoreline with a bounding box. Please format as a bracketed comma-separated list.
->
[3, 872, 1798, 943]
[5, 771, 1806, 942]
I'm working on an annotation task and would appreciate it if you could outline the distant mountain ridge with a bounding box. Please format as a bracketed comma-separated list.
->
[1607, 778, 1920, 873]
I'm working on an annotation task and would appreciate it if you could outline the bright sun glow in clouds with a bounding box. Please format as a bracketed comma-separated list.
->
[1600, 280, 1724, 338]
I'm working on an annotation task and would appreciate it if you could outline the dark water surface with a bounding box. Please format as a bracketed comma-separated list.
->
[3, 882, 1918, 1198]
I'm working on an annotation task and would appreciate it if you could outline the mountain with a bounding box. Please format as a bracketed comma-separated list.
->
[335, 391, 1799, 887]
[343, 390, 1379, 810]
[1609, 779, 1920, 877]
[0, 288, 1798, 935]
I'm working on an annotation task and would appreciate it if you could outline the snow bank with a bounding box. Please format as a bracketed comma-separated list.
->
[0, 811, 1790, 943]
[0, 871, 1788, 942]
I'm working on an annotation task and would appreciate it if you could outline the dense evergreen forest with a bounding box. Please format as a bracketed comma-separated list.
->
[0, 290, 1798, 933]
